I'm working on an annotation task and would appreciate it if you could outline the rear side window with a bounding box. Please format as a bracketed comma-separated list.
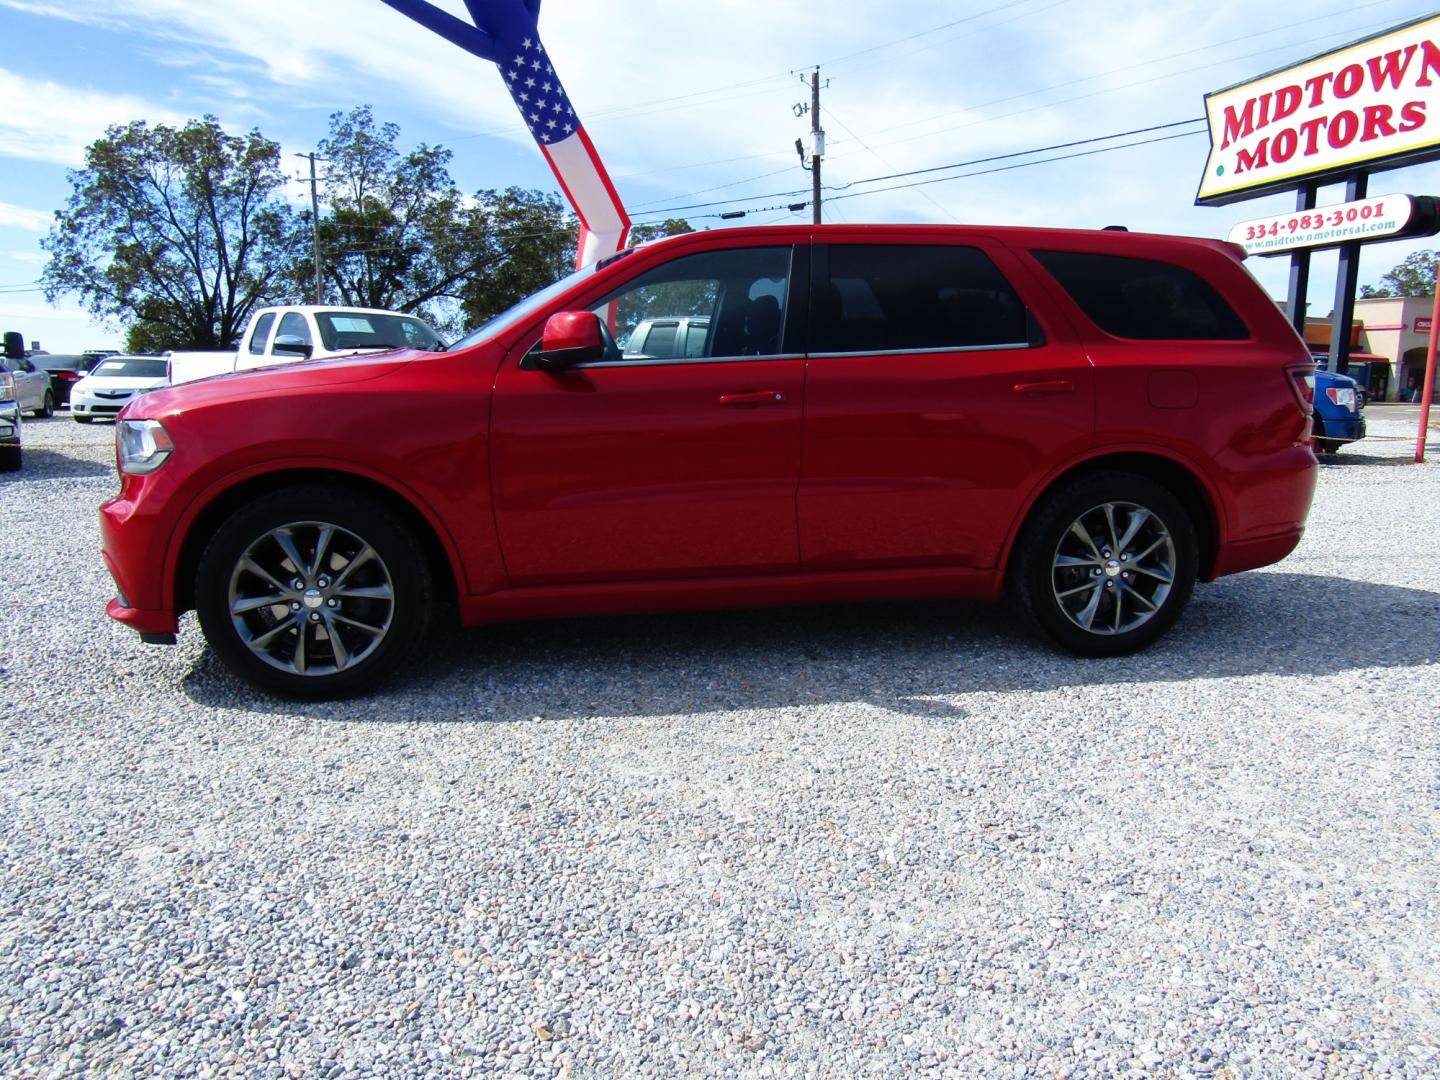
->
[641, 322, 679, 357]
[248, 312, 276, 354]
[812, 245, 1034, 355]
[1034, 251, 1249, 341]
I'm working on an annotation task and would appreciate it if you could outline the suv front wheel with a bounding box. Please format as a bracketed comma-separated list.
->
[195, 487, 432, 698]
[1012, 472, 1198, 656]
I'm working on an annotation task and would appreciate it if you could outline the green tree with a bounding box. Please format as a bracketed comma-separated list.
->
[1360, 249, 1438, 298]
[629, 218, 695, 244]
[311, 107, 578, 337]
[41, 117, 303, 350]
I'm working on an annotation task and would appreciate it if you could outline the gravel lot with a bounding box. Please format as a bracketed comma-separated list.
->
[2, 409, 1437, 1079]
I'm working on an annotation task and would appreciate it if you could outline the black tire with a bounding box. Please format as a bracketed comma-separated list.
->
[36, 392, 53, 419]
[195, 486, 432, 699]
[0, 446, 19, 473]
[74, 414, 93, 424]
[1011, 472, 1198, 657]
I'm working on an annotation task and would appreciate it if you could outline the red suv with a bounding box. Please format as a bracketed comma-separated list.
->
[100, 225, 1318, 697]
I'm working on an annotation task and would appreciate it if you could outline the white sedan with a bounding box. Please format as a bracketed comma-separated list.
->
[71, 356, 170, 423]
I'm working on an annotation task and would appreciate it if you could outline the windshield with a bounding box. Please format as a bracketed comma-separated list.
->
[315, 311, 443, 352]
[94, 358, 169, 378]
[449, 259, 609, 352]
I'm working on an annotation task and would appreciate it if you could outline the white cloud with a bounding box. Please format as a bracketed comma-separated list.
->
[0, 201, 53, 231]
[0, 68, 186, 166]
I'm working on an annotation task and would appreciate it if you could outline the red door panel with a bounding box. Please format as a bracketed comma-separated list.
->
[799, 347, 1093, 568]
[491, 358, 804, 585]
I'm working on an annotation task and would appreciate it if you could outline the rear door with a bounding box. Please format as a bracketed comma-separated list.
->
[491, 243, 808, 585]
[799, 238, 1094, 571]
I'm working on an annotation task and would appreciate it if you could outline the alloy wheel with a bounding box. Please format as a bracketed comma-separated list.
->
[227, 520, 395, 676]
[1050, 501, 1176, 636]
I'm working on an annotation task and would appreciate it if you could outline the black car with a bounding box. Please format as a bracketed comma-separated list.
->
[40, 352, 111, 406]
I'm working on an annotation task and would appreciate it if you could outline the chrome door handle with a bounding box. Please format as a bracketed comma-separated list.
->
[719, 391, 786, 407]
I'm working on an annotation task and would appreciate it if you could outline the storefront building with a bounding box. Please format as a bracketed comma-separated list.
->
[1302, 296, 1439, 402]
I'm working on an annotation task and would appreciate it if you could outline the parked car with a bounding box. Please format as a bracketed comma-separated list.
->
[622, 315, 711, 358]
[1307, 357, 1367, 454]
[71, 355, 170, 423]
[0, 333, 22, 471]
[0, 350, 55, 418]
[39, 352, 108, 406]
[166, 305, 446, 384]
[99, 225, 1318, 698]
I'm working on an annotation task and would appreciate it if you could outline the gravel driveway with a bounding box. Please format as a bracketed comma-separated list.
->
[2, 411, 1437, 1078]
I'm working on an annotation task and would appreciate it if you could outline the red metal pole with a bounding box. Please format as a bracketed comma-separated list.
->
[1417, 259, 1440, 463]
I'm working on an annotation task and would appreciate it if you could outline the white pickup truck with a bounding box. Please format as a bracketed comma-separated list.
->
[166, 305, 444, 384]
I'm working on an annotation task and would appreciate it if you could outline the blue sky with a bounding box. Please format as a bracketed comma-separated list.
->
[2, 0, 1438, 352]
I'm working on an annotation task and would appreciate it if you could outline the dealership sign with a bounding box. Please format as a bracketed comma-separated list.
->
[1228, 193, 1421, 255]
[1198, 14, 1440, 205]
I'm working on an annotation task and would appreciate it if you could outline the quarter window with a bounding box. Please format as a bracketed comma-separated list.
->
[812, 245, 1035, 355]
[589, 247, 792, 361]
[1033, 251, 1249, 340]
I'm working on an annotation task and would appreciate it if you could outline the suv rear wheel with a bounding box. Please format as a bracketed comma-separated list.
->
[195, 487, 432, 698]
[1012, 472, 1197, 656]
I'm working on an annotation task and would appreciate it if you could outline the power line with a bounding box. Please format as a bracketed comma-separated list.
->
[630, 117, 1205, 220]
[828, 117, 1205, 192]
[838, 10, 1409, 160]
[822, 104, 961, 225]
[828, 128, 1206, 204]
[629, 123, 1207, 223]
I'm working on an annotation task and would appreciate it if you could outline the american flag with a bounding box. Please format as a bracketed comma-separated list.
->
[377, 0, 630, 267]
[502, 37, 575, 144]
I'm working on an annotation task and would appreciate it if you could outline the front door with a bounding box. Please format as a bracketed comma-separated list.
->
[799, 239, 1094, 571]
[491, 244, 807, 586]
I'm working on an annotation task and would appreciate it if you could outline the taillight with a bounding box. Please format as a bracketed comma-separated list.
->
[56, 371, 81, 382]
[1286, 364, 1315, 413]
[1325, 386, 1356, 411]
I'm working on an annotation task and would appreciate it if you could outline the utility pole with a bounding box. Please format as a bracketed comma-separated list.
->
[794, 69, 826, 224]
[297, 152, 325, 305]
[809, 69, 824, 225]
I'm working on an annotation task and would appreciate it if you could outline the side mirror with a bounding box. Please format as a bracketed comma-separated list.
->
[528, 311, 605, 371]
[271, 337, 313, 358]
[2, 332, 23, 361]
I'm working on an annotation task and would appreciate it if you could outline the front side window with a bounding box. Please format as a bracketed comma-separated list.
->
[812, 244, 1034, 355]
[276, 311, 312, 346]
[248, 312, 276, 354]
[588, 247, 792, 361]
[1033, 251, 1249, 341]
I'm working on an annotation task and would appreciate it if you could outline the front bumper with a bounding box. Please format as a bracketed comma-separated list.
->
[1315, 413, 1366, 443]
[0, 400, 19, 444]
[72, 389, 138, 418]
[105, 595, 179, 636]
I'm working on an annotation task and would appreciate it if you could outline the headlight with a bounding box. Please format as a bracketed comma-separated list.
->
[0, 372, 13, 396]
[116, 419, 174, 475]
